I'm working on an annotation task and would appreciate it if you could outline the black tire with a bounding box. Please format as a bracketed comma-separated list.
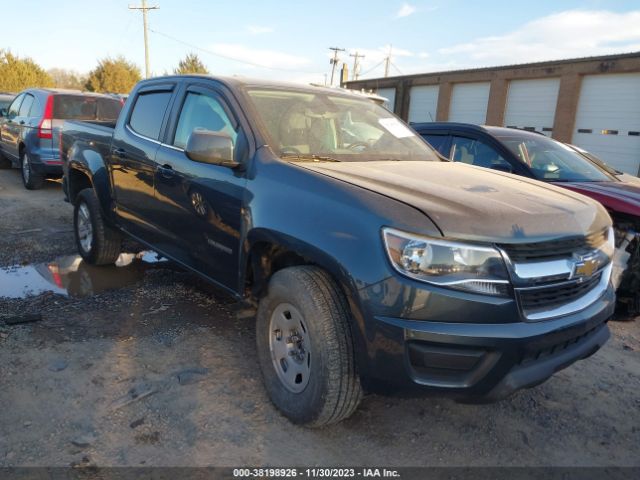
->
[21, 152, 45, 190]
[73, 188, 122, 265]
[256, 266, 362, 427]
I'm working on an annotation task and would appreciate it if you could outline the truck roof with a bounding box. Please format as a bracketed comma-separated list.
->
[410, 121, 546, 138]
[138, 74, 376, 99]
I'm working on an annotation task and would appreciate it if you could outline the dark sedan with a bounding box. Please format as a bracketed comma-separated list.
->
[413, 122, 639, 315]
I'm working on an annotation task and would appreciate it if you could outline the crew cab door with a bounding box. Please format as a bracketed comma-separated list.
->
[110, 84, 174, 241]
[152, 83, 247, 292]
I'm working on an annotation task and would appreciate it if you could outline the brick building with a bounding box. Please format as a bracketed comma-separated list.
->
[346, 52, 640, 175]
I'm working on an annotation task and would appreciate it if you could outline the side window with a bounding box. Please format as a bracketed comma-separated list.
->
[173, 92, 237, 149]
[29, 97, 42, 118]
[8, 94, 24, 118]
[421, 134, 449, 156]
[18, 94, 34, 117]
[128, 91, 172, 140]
[450, 136, 512, 170]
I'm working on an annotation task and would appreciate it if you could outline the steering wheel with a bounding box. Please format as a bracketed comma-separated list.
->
[281, 146, 302, 155]
[347, 142, 370, 152]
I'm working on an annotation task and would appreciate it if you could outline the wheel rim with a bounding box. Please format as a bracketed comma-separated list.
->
[269, 303, 312, 393]
[77, 202, 93, 253]
[22, 155, 30, 183]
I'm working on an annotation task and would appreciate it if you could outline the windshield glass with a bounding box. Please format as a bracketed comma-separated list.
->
[53, 95, 123, 121]
[246, 88, 440, 162]
[498, 135, 614, 182]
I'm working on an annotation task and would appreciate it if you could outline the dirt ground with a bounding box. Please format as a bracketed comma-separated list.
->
[0, 168, 639, 468]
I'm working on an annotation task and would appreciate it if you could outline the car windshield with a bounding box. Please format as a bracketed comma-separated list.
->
[498, 135, 614, 182]
[245, 88, 440, 162]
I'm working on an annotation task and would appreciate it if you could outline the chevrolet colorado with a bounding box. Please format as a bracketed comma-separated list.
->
[61, 75, 615, 426]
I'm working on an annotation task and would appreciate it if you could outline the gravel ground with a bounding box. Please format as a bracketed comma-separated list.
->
[0, 168, 639, 468]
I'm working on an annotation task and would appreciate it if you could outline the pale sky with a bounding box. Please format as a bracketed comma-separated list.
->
[3, 0, 640, 84]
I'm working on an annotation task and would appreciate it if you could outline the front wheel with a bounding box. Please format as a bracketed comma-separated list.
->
[74, 188, 122, 265]
[256, 266, 362, 427]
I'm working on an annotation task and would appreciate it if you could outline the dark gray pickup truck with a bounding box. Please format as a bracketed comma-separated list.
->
[61, 75, 615, 426]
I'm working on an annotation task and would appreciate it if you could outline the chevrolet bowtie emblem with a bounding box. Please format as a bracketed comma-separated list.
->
[573, 257, 599, 278]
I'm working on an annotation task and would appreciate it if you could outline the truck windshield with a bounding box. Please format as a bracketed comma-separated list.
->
[246, 88, 440, 162]
[53, 95, 123, 121]
[498, 135, 614, 182]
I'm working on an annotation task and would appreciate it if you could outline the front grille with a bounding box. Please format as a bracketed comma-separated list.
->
[518, 272, 602, 312]
[499, 229, 608, 263]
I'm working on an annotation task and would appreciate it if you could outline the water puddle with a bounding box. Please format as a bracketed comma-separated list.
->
[0, 251, 168, 299]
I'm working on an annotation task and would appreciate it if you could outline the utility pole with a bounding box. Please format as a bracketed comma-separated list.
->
[129, 0, 159, 78]
[384, 45, 392, 78]
[328, 47, 345, 86]
[350, 52, 365, 81]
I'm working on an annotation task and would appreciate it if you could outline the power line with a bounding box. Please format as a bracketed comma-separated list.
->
[149, 27, 324, 75]
[129, 0, 159, 78]
[358, 59, 385, 78]
[391, 61, 403, 76]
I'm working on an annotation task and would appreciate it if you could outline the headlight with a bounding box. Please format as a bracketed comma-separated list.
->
[382, 228, 511, 296]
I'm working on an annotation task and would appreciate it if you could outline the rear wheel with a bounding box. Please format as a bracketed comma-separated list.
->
[21, 152, 44, 190]
[74, 188, 122, 265]
[256, 266, 362, 427]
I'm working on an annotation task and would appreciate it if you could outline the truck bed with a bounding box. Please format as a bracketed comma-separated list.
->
[60, 120, 115, 165]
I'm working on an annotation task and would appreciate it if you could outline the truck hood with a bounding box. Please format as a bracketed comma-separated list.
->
[558, 181, 640, 218]
[297, 161, 610, 243]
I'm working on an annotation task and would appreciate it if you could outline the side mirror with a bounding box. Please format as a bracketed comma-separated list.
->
[0, 108, 6, 117]
[185, 129, 238, 168]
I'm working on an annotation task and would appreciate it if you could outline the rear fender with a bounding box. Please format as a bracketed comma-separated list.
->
[67, 141, 113, 218]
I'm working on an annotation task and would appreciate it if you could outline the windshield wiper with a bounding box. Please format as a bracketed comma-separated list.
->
[281, 154, 341, 163]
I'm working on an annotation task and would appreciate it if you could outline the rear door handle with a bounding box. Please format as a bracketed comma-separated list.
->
[158, 163, 174, 178]
[112, 147, 126, 158]
[19, 120, 25, 125]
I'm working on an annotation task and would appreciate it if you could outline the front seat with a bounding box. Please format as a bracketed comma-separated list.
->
[473, 143, 498, 168]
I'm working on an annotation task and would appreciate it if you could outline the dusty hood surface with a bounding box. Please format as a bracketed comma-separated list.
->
[297, 161, 610, 243]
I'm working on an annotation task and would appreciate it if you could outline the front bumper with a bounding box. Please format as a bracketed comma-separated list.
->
[358, 278, 615, 400]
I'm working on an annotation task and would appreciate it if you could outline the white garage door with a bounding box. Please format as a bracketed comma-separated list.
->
[573, 73, 640, 175]
[449, 82, 490, 124]
[408, 85, 439, 123]
[376, 88, 396, 112]
[504, 78, 560, 136]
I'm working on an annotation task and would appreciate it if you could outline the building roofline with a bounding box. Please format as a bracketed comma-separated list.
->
[346, 51, 640, 85]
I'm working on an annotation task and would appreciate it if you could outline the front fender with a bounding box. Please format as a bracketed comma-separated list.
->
[244, 227, 373, 378]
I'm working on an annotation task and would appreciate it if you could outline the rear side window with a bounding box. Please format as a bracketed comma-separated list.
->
[18, 94, 34, 117]
[421, 133, 449, 155]
[8, 94, 24, 118]
[53, 95, 123, 121]
[128, 91, 172, 140]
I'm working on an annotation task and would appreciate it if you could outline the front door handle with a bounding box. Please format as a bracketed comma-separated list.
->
[158, 163, 174, 178]
[19, 120, 25, 125]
